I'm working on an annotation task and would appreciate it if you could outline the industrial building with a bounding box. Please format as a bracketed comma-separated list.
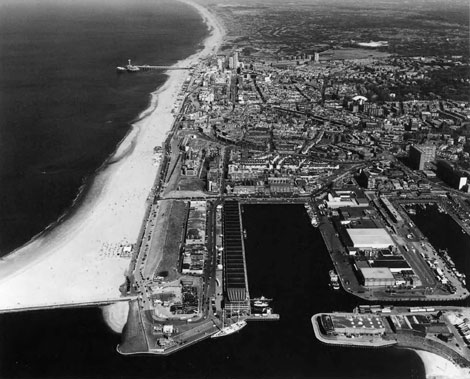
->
[326, 190, 369, 209]
[321, 313, 386, 336]
[358, 267, 396, 287]
[380, 196, 404, 224]
[346, 228, 395, 250]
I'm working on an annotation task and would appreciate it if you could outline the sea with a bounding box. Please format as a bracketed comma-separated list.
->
[0, 0, 206, 254]
[0, 1, 460, 378]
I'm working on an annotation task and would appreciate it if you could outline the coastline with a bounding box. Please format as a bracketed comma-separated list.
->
[0, 0, 225, 311]
[414, 350, 470, 379]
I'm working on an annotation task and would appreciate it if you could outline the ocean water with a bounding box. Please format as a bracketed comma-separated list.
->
[0, 205, 426, 378]
[0, 0, 207, 254]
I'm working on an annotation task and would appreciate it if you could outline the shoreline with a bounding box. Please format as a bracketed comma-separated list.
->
[0, 0, 225, 312]
[413, 350, 470, 378]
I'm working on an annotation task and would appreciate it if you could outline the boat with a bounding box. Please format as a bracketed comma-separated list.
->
[211, 320, 247, 338]
[304, 203, 320, 227]
[311, 215, 320, 228]
[329, 270, 338, 281]
[116, 66, 126, 72]
[254, 300, 269, 308]
[252, 296, 272, 308]
[330, 269, 340, 289]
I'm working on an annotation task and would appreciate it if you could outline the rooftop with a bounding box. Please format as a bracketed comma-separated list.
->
[347, 228, 395, 248]
[330, 313, 385, 330]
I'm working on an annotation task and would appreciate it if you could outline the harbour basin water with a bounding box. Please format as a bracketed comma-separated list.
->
[0, 204, 425, 378]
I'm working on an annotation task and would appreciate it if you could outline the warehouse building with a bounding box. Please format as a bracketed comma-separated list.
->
[358, 267, 396, 287]
[321, 313, 386, 336]
[346, 228, 395, 250]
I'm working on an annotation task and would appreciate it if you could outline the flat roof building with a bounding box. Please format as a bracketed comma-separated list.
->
[321, 313, 386, 336]
[347, 228, 395, 249]
[359, 267, 396, 287]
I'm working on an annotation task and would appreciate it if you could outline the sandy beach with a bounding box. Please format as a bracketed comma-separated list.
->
[414, 350, 470, 378]
[0, 0, 224, 311]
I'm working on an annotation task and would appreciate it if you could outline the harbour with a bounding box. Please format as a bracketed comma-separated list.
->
[0, 203, 425, 378]
[0, 0, 468, 376]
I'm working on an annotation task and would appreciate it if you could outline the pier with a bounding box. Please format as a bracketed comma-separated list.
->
[222, 200, 251, 315]
[116, 59, 193, 72]
[135, 65, 192, 70]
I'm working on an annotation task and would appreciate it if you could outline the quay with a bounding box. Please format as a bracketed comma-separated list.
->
[312, 307, 470, 368]
[311, 313, 397, 348]
[317, 191, 469, 302]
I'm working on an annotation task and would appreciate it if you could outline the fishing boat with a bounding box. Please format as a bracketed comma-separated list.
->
[329, 270, 338, 281]
[407, 207, 416, 215]
[330, 269, 340, 290]
[304, 203, 320, 227]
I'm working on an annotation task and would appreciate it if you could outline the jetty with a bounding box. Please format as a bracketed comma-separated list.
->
[135, 65, 192, 70]
[312, 307, 470, 368]
[116, 60, 192, 72]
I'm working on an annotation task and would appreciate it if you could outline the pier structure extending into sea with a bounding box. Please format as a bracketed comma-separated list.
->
[135, 65, 192, 70]
[222, 200, 251, 316]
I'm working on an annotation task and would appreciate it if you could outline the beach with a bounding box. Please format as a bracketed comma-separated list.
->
[415, 350, 470, 379]
[0, 0, 224, 312]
